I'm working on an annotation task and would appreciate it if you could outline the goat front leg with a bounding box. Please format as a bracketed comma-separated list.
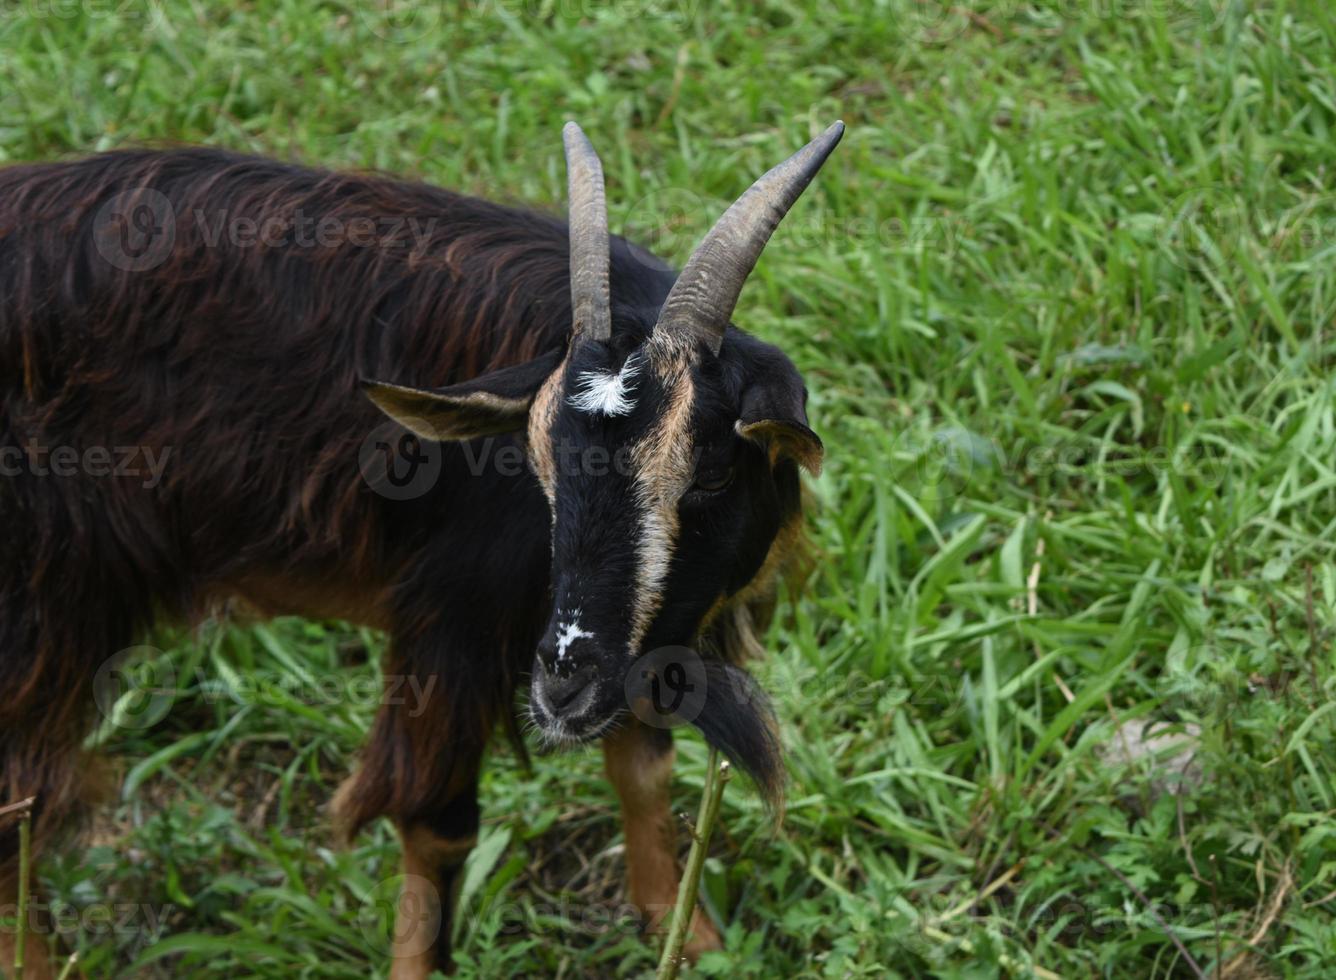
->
[389, 793, 479, 980]
[333, 672, 485, 978]
[602, 720, 722, 959]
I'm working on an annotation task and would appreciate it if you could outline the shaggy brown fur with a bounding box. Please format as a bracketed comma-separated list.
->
[0, 147, 668, 851]
[0, 147, 807, 973]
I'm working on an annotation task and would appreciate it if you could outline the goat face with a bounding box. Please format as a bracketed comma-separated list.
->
[520, 321, 822, 745]
[363, 121, 842, 772]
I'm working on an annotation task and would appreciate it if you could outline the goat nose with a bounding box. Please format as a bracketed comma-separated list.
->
[541, 662, 596, 712]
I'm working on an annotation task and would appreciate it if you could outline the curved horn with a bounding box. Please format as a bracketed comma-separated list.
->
[654, 121, 845, 356]
[562, 121, 612, 342]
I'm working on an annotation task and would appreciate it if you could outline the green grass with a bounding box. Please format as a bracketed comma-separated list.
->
[5, 0, 1336, 976]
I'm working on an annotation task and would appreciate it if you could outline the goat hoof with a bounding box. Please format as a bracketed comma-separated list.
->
[682, 910, 723, 961]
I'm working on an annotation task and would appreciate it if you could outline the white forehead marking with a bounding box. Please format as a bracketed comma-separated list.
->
[567, 352, 641, 417]
[555, 611, 593, 661]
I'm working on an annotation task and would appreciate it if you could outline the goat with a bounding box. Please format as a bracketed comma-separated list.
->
[0, 119, 843, 976]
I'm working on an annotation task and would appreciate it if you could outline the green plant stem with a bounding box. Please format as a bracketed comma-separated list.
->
[14, 799, 32, 980]
[656, 750, 730, 980]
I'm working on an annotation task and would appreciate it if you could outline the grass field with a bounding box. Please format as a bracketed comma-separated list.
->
[4, 1, 1336, 977]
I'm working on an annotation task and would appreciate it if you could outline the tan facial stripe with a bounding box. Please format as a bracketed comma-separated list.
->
[526, 359, 566, 508]
[626, 359, 696, 653]
[646, 322, 704, 366]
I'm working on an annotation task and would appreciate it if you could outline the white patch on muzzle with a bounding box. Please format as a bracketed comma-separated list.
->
[555, 611, 593, 661]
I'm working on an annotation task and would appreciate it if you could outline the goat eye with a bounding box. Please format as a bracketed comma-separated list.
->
[691, 465, 734, 494]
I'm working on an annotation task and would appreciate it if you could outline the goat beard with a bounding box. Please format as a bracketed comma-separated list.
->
[689, 660, 785, 810]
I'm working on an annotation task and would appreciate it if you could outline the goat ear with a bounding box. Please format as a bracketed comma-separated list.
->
[362, 349, 563, 441]
[736, 376, 824, 476]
